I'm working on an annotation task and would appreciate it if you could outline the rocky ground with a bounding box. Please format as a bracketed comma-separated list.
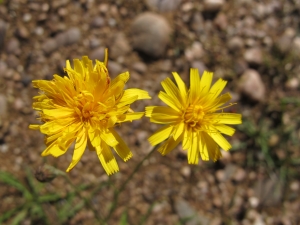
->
[1, 0, 300, 224]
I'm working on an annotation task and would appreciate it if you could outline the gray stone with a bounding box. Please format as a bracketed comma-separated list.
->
[55, 27, 81, 47]
[0, 94, 7, 119]
[16, 25, 30, 39]
[6, 55, 20, 68]
[132, 61, 147, 74]
[42, 38, 58, 54]
[131, 13, 171, 57]
[91, 16, 105, 28]
[159, 60, 172, 72]
[89, 38, 101, 49]
[233, 59, 247, 75]
[244, 47, 262, 65]
[64, 27, 81, 45]
[107, 61, 122, 77]
[0, 61, 7, 77]
[89, 47, 105, 61]
[275, 28, 296, 54]
[146, 0, 181, 12]
[175, 199, 210, 225]
[214, 13, 228, 30]
[190, 61, 207, 74]
[6, 38, 20, 55]
[239, 69, 265, 102]
[228, 36, 244, 51]
[185, 41, 204, 61]
[0, 20, 7, 50]
[110, 32, 131, 59]
[203, 0, 225, 12]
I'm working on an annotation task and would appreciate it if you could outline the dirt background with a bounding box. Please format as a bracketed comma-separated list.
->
[0, 0, 300, 224]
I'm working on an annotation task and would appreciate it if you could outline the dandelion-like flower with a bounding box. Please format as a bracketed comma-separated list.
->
[146, 69, 242, 164]
[30, 51, 151, 175]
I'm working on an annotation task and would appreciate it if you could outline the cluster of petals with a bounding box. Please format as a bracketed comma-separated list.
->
[30, 53, 150, 175]
[146, 69, 242, 164]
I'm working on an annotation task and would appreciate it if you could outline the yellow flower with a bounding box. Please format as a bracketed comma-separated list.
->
[146, 69, 242, 164]
[29, 50, 151, 175]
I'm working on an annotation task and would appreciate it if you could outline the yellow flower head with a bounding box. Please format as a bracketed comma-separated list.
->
[146, 69, 242, 164]
[30, 50, 151, 175]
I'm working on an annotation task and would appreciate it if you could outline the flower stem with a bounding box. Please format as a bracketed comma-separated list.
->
[105, 145, 158, 221]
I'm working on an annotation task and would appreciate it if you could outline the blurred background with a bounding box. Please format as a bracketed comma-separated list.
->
[0, 0, 300, 224]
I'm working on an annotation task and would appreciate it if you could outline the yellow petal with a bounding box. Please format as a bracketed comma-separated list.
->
[121, 89, 151, 101]
[100, 130, 119, 147]
[88, 126, 101, 147]
[73, 59, 84, 77]
[110, 129, 133, 161]
[182, 127, 192, 150]
[29, 124, 40, 130]
[157, 135, 182, 155]
[172, 72, 187, 106]
[161, 77, 182, 107]
[118, 112, 144, 122]
[41, 141, 64, 157]
[190, 68, 201, 103]
[145, 106, 155, 117]
[150, 106, 181, 124]
[40, 118, 76, 135]
[117, 95, 138, 108]
[199, 71, 213, 95]
[208, 130, 231, 151]
[201, 132, 221, 161]
[42, 108, 74, 119]
[210, 113, 242, 124]
[207, 78, 227, 101]
[97, 143, 119, 175]
[148, 125, 174, 146]
[173, 122, 185, 141]
[158, 92, 181, 112]
[214, 124, 235, 136]
[66, 130, 87, 172]
[187, 132, 199, 164]
[199, 132, 209, 161]
[110, 71, 129, 88]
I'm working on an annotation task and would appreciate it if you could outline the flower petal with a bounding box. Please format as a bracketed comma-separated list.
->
[66, 130, 87, 172]
[210, 113, 242, 124]
[190, 68, 201, 103]
[97, 143, 119, 175]
[214, 124, 235, 136]
[157, 135, 182, 155]
[100, 130, 119, 147]
[199, 71, 213, 95]
[121, 89, 151, 101]
[187, 132, 199, 164]
[207, 129, 231, 151]
[110, 129, 133, 161]
[173, 122, 185, 141]
[172, 72, 187, 106]
[148, 125, 174, 146]
[158, 92, 181, 112]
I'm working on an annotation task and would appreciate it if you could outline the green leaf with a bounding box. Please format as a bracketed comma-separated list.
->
[119, 211, 128, 225]
[10, 209, 27, 225]
[0, 171, 32, 200]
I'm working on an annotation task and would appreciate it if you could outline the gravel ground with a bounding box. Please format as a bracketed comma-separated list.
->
[1, 0, 300, 224]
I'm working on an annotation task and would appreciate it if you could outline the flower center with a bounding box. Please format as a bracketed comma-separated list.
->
[74, 91, 97, 120]
[184, 104, 205, 128]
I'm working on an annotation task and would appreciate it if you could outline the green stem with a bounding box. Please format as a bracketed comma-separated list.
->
[64, 175, 105, 223]
[105, 145, 158, 221]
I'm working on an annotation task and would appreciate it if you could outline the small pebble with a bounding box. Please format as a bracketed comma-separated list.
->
[203, 0, 225, 12]
[239, 69, 265, 102]
[244, 48, 263, 65]
[131, 12, 171, 57]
